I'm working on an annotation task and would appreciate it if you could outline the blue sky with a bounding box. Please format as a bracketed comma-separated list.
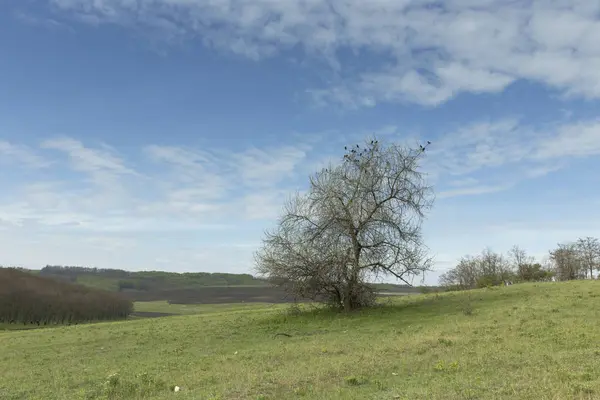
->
[1, 0, 600, 285]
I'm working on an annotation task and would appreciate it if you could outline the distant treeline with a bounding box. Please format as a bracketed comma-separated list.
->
[440, 238, 600, 291]
[0, 268, 133, 326]
[38, 265, 268, 292]
[40, 265, 130, 280]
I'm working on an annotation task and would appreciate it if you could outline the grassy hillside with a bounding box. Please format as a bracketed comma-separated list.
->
[3, 281, 598, 399]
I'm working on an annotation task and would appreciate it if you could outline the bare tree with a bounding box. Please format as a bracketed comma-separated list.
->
[476, 248, 513, 287]
[439, 255, 480, 289]
[576, 237, 600, 279]
[507, 245, 535, 281]
[438, 269, 459, 289]
[439, 248, 515, 289]
[550, 243, 584, 281]
[255, 137, 434, 311]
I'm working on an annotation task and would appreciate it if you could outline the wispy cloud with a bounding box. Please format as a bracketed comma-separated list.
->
[42, 0, 600, 107]
[236, 146, 309, 187]
[143, 142, 311, 219]
[423, 117, 600, 197]
[524, 163, 565, 179]
[0, 141, 50, 169]
[426, 119, 530, 177]
[41, 137, 138, 185]
[432, 118, 600, 172]
[534, 120, 600, 160]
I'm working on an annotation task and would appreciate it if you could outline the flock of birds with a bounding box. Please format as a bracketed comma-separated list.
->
[321, 140, 432, 173]
[342, 140, 432, 159]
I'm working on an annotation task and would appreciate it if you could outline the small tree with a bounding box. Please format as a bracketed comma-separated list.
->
[439, 256, 480, 290]
[439, 248, 515, 289]
[255, 138, 434, 311]
[476, 248, 513, 287]
[576, 237, 600, 279]
[550, 243, 584, 281]
[508, 245, 535, 281]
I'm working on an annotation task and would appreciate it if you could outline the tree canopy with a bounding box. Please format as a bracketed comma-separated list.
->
[255, 137, 434, 311]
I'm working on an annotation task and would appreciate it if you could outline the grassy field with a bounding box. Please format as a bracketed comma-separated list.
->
[2, 281, 600, 399]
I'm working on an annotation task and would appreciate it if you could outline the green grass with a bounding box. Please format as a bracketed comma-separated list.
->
[2, 281, 600, 399]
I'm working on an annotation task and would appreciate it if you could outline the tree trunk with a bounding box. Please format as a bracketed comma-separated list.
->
[343, 295, 352, 312]
[342, 279, 355, 312]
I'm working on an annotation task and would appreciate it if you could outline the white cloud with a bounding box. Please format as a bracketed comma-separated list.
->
[41, 137, 138, 186]
[237, 146, 308, 187]
[143, 145, 232, 203]
[143, 142, 311, 220]
[524, 163, 565, 179]
[43, 0, 600, 107]
[424, 118, 600, 193]
[3, 138, 313, 233]
[340, 63, 515, 107]
[534, 120, 600, 160]
[144, 143, 309, 189]
[426, 119, 530, 177]
[0, 141, 50, 168]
